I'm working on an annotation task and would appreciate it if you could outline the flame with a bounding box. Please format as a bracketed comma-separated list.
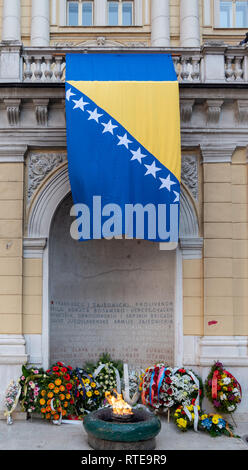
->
[105, 389, 133, 416]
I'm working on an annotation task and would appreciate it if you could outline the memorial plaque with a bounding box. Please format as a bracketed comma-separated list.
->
[49, 194, 176, 368]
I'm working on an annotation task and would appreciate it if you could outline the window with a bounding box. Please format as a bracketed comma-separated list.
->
[108, 1, 133, 26]
[67, 1, 93, 26]
[219, 0, 248, 27]
[236, 1, 248, 27]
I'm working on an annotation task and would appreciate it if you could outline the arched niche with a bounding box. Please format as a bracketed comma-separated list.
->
[25, 165, 201, 368]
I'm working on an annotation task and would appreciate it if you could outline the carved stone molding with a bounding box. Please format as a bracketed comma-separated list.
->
[180, 237, 203, 259]
[205, 99, 224, 124]
[180, 99, 195, 123]
[33, 99, 49, 126]
[23, 237, 47, 258]
[28, 152, 67, 202]
[236, 99, 248, 123]
[0, 145, 27, 162]
[4, 99, 21, 126]
[200, 144, 236, 163]
[181, 155, 198, 200]
[52, 37, 148, 48]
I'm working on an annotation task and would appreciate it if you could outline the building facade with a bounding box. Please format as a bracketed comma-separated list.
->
[0, 0, 248, 419]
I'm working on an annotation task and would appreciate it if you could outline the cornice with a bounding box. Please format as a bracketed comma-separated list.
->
[200, 144, 236, 163]
[0, 144, 27, 162]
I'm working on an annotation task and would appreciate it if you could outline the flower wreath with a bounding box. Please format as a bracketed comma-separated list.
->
[205, 361, 242, 414]
[19, 365, 47, 415]
[141, 364, 174, 410]
[141, 364, 203, 413]
[4, 380, 22, 424]
[73, 368, 102, 415]
[199, 413, 237, 438]
[174, 407, 238, 438]
[42, 361, 76, 423]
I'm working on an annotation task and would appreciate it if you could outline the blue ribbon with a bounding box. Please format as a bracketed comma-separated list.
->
[149, 371, 155, 406]
[157, 368, 167, 400]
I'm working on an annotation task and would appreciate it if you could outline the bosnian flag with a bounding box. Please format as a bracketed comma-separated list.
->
[65, 53, 181, 243]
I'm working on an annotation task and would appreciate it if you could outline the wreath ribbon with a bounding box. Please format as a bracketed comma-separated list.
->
[51, 398, 62, 425]
[149, 371, 156, 406]
[122, 364, 140, 406]
[212, 370, 219, 400]
[75, 368, 94, 400]
[211, 369, 242, 401]
[144, 367, 168, 408]
[157, 367, 167, 400]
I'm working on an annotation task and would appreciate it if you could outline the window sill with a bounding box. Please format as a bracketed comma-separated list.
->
[213, 27, 248, 30]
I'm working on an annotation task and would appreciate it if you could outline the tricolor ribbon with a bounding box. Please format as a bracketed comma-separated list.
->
[146, 367, 168, 408]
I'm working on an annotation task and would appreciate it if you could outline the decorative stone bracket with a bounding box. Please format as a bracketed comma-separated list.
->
[4, 98, 21, 126]
[205, 99, 224, 124]
[180, 99, 195, 123]
[236, 100, 248, 123]
[33, 99, 49, 126]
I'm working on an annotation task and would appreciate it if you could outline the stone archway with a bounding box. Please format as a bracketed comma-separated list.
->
[25, 165, 201, 369]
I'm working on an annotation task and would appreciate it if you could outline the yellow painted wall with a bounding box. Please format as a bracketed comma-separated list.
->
[183, 259, 204, 335]
[21, 0, 31, 45]
[23, 258, 42, 334]
[0, 163, 23, 334]
[201, 151, 248, 337]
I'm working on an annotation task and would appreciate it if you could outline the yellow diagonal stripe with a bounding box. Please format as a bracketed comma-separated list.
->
[68, 80, 181, 182]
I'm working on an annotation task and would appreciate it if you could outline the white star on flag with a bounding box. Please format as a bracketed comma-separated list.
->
[87, 108, 103, 122]
[159, 175, 177, 192]
[66, 88, 75, 101]
[102, 119, 118, 135]
[173, 191, 180, 203]
[130, 147, 147, 164]
[72, 97, 89, 111]
[117, 133, 132, 149]
[144, 161, 161, 178]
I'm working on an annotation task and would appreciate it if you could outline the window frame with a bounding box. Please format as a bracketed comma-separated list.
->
[215, 0, 248, 28]
[107, 0, 134, 27]
[67, 0, 94, 27]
